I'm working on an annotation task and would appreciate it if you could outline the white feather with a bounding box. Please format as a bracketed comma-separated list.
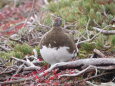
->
[40, 46, 75, 65]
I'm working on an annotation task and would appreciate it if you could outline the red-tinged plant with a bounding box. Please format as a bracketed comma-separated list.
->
[52, 82, 59, 86]
[0, 12, 5, 20]
[15, 23, 26, 30]
[32, 71, 37, 75]
[56, 73, 62, 79]
[2, 23, 10, 30]
[35, 75, 39, 80]
[41, 70, 49, 76]
[12, 74, 20, 77]
[49, 75, 55, 80]
[37, 58, 43, 61]
[24, 2, 33, 8]
[52, 69, 58, 74]
[45, 80, 51, 84]
[7, 30, 16, 35]
[0, 0, 36, 36]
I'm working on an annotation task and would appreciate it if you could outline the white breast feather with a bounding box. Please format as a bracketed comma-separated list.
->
[40, 46, 75, 65]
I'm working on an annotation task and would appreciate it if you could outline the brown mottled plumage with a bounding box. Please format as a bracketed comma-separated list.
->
[39, 17, 77, 65]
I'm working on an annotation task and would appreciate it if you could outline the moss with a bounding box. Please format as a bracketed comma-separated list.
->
[0, 44, 32, 59]
[0, 51, 14, 59]
[35, 46, 40, 55]
[8, 41, 17, 48]
[105, 3, 115, 15]
[14, 51, 24, 59]
[0, 51, 24, 59]
[1, 0, 115, 60]
[80, 43, 96, 53]
[14, 43, 33, 55]
[77, 16, 88, 27]
[78, 50, 87, 58]
[111, 36, 115, 46]
[96, 11, 103, 24]
[43, 14, 52, 25]
[48, 0, 73, 12]
[95, 34, 107, 49]
[111, 48, 115, 53]
[0, 43, 34, 59]
[46, 0, 114, 28]
[57, 7, 79, 22]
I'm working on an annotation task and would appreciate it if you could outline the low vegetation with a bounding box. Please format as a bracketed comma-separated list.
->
[0, 0, 115, 85]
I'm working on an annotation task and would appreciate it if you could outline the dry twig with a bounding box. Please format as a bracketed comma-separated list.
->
[38, 58, 115, 77]
[93, 49, 106, 58]
[93, 27, 115, 35]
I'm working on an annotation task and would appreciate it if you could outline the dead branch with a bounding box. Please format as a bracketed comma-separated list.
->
[0, 21, 25, 33]
[38, 58, 115, 77]
[75, 71, 115, 84]
[96, 65, 115, 70]
[93, 27, 115, 35]
[93, 49, 106, 58]
[12, 57, 32, 67]
[76, 25, 111, 46]
[0, 45, 11, 52]
[11, 57, 40, 70]
[59, 65, 97, 78]
[0, 58, 115, 85]
[0, 77, 33, 85]
[44, 0, 49, 5]
[0, 65, 18, 75]
[23, 66, 40, 71]
[9, 37, 23, 44]
[10, 64, 24, 80]
[64, 25, 76, 29]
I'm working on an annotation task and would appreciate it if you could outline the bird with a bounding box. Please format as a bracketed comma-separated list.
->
[39, 17, 77, 65]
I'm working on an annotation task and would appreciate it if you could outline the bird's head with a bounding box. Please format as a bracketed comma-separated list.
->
[53, 17, 62, 27]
